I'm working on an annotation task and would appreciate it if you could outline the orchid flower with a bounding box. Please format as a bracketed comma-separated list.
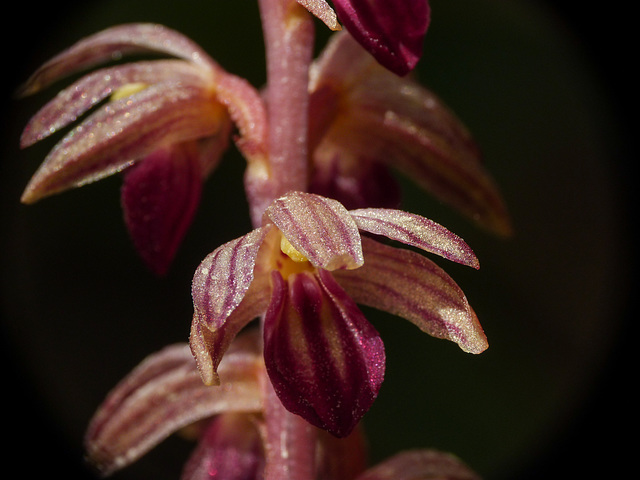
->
[85, 328, 480, 480]
[297, 0, 431, 76]
[17, 24, 267, 275]
[308, 31, 512, 235]
[190, 190, 485, 438]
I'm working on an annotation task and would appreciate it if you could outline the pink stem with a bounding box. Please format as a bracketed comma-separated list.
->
[250, 0, 314, 227]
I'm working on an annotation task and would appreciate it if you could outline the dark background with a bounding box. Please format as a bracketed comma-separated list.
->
[2, 1, 634, 478]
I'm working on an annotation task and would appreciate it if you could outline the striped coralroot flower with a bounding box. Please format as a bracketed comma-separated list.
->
[190, 191, 486, 438]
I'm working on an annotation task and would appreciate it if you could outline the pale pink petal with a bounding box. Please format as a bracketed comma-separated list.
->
[296, 0, 342, 30]
[349, 208, 479, 269]
[21, 82, 224, 204]
[20, 60, 208, 148]
[356, 449, 481, 480]
[332, 0, 430, 75]
[332, 237, 488, 354]
[18, 23, 216, 97]
[263, 269, 384, 438]
[121, 142, 204, 276]
[263, 191, 363, 271]
[84, 333, 263, 476]
[181, 414, 265, 480]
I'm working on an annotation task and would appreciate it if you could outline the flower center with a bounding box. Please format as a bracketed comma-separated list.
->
[280, 235, 308, 263]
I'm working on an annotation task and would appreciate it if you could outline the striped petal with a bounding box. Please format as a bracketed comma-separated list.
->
[264, 191, 363, 271]
[20, 82, 224, 204]
[332, 237, 487, 354]
[20, 60, 209, 148]
[263, 269, 385, 438]
[190, 226, 273, 385]
[310, 32, 511, 236]
[18, 23, 216, 97]
[355, 450, 481, 480]
[84, 332, 263, 477]
[349, 208, 479, 269]
[332, 0, 430, 75]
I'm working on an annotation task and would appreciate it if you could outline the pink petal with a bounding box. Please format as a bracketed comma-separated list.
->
[349, 208, 479, 269]
[190, 226, 274, 385]
[84, 333, 263, 476]
[20, 60, 208, 148]
[263, 191, 364, 271]
[356, 449, 481, 480]
[18, 23, 216, 97]
[310, 32, 512, 236]
[332, 0, 430, 75]
[120, 142, 203, 276]
[21, 82, 223, 204]
[263, 269, 385, 437]
[332, 237, 488, 354]
[181, 414, 265, 480]
[296, 0, 341, 30]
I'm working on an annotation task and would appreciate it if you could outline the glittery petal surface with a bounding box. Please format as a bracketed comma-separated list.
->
[333, 237, 488, 354]
[20, 82, 223, 204]
[18, 23, 216, 97]
[264, 191, 364, 271]
[349, 208, 479, 268]
[355, 449, 481, 480]
[84, 333, 263, 477]
[20, 60, 208, 148]
[296, 0, 341, 30]
[332, 0, 430, 75]
[263, 269, 385, 438]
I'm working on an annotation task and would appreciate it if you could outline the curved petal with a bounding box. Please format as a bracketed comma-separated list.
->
[21, 82, 225, 204]
[84, 333, 263, 477]
[18, 23, 216, 97]
[332, 237, 487, 354]
[121, 142, 204, 276]
[20, 60, 209, 148]
[263, 269, 384, 438]
[190, 226, 274, 385]
[332, 0, 430, 75]
[356, 450, 481, 480]
[349, 208, 479, 269]
[297, 0, 341, 30]
[264, 191, 363, 270]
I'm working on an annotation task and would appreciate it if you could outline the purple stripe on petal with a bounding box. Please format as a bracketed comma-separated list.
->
[18, 23, 216, 97]
[20, 60, 208, 148]
[21, 82, 223, 203]
[349, 208, 479, 268]
[263, 269, 384, 437]
[85, 334, 263, 476]
[333, 0, 430, 75]
[264, 191, 364, 270]
[333, 237, 488, 354]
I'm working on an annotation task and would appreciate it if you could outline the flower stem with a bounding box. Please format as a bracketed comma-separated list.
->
[252, 0, 314, 226]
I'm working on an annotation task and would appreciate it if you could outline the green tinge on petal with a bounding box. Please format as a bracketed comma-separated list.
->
[84, 333, 263, 476]
[333, 237, 488, 354]
[264, 191, 364, 271]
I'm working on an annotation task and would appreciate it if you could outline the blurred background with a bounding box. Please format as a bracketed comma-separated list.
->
[2, 1, 634, 478]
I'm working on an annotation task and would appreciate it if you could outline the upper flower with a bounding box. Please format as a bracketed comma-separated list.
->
[18, 23, 267, 274]
[297, 0, 431, 76]
[308, 31, 512, 235]
[190, 191, 485, 438]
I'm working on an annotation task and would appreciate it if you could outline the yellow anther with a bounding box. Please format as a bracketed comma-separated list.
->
[111, 82, 148, 101]
[280, 235, 308, 263]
